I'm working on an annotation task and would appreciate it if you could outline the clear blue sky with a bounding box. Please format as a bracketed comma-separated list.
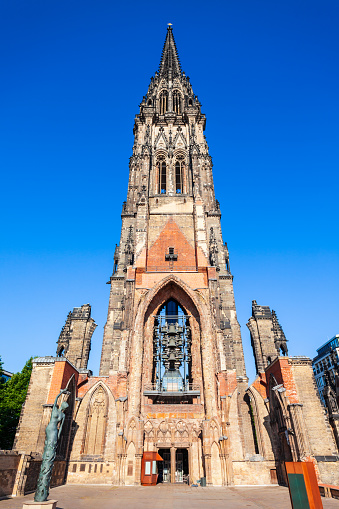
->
[1, 0, 338, 383]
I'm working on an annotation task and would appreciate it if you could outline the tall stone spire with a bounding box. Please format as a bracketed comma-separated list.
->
[158, 24, 182, 79]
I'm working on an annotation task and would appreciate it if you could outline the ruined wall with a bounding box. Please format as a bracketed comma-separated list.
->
[13, 358, 54, 452]
[0, 452, 21, 497]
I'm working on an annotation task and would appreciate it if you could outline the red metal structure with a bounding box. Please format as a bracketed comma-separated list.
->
[285, 462, 323, 509]
[141, 452, 163, 486]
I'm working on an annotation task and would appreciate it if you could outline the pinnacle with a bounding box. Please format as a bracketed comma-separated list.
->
[158, 24, 182, 79]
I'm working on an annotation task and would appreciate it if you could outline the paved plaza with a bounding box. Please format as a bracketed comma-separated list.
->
[1, 484, 339, 509]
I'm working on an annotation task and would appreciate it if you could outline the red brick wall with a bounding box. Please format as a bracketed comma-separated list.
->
[77, 373, 127, 400]
[250, 373, 268, 399]
[147, 218, 196, 271]
[217, 371, 237, 397]
[144, 404, 205, 419]
[264, 358, 299, 403]
[47, 361, 79, 404]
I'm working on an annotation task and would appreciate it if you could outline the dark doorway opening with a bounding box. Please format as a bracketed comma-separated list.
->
[157, 448, 189, 483]
[157, 448, 171, 483]
[175, 448, 189, 483]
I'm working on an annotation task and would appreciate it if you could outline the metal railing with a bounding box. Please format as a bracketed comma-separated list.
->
[143, 383, 200, 395]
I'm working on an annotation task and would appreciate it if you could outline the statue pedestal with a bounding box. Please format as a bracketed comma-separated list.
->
[23, 501, 57, 509]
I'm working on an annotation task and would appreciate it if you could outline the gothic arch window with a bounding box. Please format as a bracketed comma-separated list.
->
[243, 392, 260, 455]
[152, 299, 192, 394]
[172, 90, 181, 114]
[157, 156, 166, 194]
[175, 155, 185, 194]
[83, 385, 108, 457]
[159, 91, 168, 115]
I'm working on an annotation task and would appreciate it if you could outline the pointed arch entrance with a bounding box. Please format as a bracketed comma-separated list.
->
[127, 275, 218, 417]
[145, 297, 195, 402]
[141, 278, 205, 407]
[126, 276, 218, 484]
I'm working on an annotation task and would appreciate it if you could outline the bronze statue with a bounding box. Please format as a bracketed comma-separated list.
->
[34, 389, 69, 502]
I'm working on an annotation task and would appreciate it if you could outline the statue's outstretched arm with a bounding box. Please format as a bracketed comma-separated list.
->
[53, 388, 68, 409]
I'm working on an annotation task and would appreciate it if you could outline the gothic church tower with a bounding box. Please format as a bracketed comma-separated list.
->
[13, 26, 339, 490]
[99, 26, 255, 485]
[101, 26, 246, 379]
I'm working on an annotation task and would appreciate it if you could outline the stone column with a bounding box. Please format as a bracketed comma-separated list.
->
[121, 454, 127, 485]
[188, 445, 192, 485]
[170, 447, 176, 484]
[134, 453, 143, 485]
[204, 453, 212, 485]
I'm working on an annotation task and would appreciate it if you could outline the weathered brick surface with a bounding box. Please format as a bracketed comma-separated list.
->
[0, 453, 21, 497]
[290, 358, 335, 457]
[14, 359, 54, 452]
[47, 360, 79, 404]
[265, 357, 299, 403]
[247, 301, 288, 374]
[56, 305, 97, 370]
[248, 357, 339, 485]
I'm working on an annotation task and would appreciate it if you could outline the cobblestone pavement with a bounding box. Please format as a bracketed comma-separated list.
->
[1, 484, 339, 509]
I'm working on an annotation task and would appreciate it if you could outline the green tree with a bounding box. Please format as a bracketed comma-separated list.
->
[0, 357, 33, 450]
[0, 356, 4, 385]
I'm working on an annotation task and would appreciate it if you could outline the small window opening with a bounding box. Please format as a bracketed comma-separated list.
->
[157, 158, 167, 194]
[175, 156, 185, 194]
[165, 247, 177, 261]
[160, 91, 168, 115]
[173, 90, 181, 114]
[113, 259, 118, 274]
[160, 162, 166, 193]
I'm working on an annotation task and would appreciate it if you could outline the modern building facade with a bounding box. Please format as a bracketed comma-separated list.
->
[8, 27, 339, 492]
[312, 335, 339, 451]
[313, 335, 339, 406]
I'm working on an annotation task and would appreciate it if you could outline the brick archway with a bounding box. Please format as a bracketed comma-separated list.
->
[128, 275, 218, 418]
[142, 279, 203, 399]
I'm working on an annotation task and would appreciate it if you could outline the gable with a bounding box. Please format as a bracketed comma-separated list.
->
[147, 218, 196, 271]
